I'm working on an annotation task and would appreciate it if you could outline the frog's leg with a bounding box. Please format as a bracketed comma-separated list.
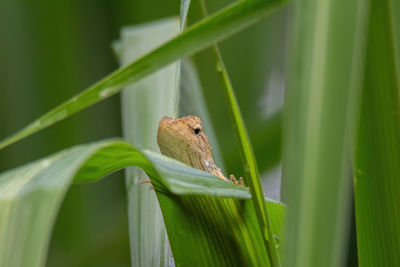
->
[229, 174, 246, 186]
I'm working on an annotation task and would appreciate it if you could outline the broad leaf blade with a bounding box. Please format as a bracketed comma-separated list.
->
[0, 141, 127, 267]
[143, 150, 249, 198]
[0, 139, 284, 267]
[0, 0, 288, 151]
[157, 194, 283, 266]
[116, 18, 179, 267]
[282, 0, 370, 266]
[353, 0, 400, 265]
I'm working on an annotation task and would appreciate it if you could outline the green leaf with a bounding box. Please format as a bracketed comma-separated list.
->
[0, 0, 288, 151]
[157, 192, 284, 267]
[226, 111, 282, 175]
[353, 0, 400, 265]
[216, 51, 280, 265]
[198, 1, 281, 265]
[282, 0, 370, 266]
[179, 59, 226, 171]
[115, 18, 180, 267]
[0, 139, 284, 267]
[172, 0, 192, 117]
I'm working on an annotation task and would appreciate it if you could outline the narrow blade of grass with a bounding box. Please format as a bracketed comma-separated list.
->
[198, 1, 280, 265]
[215, 50, 280, 266]
[172, 0, 192, 116]
[179, 59, 226, 171]
[0, 0, 287, 150]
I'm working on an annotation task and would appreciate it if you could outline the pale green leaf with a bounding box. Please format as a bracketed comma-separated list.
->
[116, 18, 180, 267]
[0, 139, 284, 267]
[282, 0, 370, 266]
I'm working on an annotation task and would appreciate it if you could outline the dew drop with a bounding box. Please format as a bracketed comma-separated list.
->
[99, 87, 118, 98]
[273, 235, 280, 248]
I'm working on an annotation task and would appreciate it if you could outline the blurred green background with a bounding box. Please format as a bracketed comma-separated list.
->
[0, 0, 287, 266]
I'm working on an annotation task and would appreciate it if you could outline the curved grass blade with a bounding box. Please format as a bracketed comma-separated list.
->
[0, 0, 288, 151]
[215, 49, 280, 265]
[0, 139, 284, 267]
[353, 0, 400, 265]
[225, 111, 282, 175]
[198, 1, 280, 265]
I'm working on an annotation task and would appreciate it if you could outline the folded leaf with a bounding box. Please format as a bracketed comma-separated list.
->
[0, 139, 284, 267]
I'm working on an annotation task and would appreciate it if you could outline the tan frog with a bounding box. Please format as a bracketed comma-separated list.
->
[157, 115, 244, 185]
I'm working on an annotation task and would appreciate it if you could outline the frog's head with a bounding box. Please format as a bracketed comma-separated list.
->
[157, 115, 212, 169]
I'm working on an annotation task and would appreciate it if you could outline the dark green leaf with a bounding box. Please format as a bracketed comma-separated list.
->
[353, 0, 400, 265]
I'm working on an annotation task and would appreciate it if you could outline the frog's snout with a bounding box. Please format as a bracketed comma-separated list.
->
[159, 116, 174, 126]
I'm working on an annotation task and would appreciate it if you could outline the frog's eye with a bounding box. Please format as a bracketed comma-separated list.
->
[194, 127, 201, 135]
[192, 122, 202, 135]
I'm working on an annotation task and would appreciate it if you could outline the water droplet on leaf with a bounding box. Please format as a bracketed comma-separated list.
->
[273, 235, 280, 248]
